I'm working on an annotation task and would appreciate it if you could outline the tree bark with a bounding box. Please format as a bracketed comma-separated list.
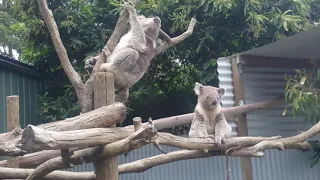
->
[0, 103, 126, 156]
[20, 125, 311, 152]
[37, 0, 84, 106]
[0, 167, 95, 180]
[6, 96, 20, 168]
[25, 123, 158, 180]
[93, 72, 118, 180]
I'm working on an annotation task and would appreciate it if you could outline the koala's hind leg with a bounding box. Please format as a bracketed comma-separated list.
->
[100, 48, 139, 72]
[123, 2, 147, 53]
[116, 88, 129, 104]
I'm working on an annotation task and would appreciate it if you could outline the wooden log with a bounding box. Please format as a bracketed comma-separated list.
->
[24, 123, 158, 179]
[133, 117, 142, 131]
[94, 72, 118, 180]
[0, 96, 283, 165]
[0, 103, 126, 156]
[19, 125, 312, 152]
[0, 167, 95, 180]
[6, 96, 20, 168]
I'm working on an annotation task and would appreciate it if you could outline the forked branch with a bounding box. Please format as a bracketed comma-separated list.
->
[156, 17, 197, 54]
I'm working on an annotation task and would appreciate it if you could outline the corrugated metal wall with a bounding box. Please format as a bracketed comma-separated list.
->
[0, 63, 43, 161]
[242, 65, 318, 138]
[65, 145, 320, 180]
[241, 63, 320, 179]
[0, 68, 43, 130]
[217, 57, 237, 136]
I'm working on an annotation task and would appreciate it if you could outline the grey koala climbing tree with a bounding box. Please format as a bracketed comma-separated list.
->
[1, 0, 320, 180]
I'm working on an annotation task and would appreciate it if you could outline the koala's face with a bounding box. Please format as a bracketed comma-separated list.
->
[194, 82, 226, 110]
[138, 15, 161, 38]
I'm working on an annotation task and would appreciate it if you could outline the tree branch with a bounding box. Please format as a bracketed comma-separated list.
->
[0, 103, 126, 156]
[230, 121, 320, 157]
[25, 122, 158, 180]
[0, 167, 95, 180]
[20, 123, 310, 153]
[37, 0, 84, 97]
[156, 17, 197, 55]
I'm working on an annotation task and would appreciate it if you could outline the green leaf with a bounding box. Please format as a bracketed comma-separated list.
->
[311, 152, 320, 168]
[282, 107, 287, 116]
[300, 76, 307, 85]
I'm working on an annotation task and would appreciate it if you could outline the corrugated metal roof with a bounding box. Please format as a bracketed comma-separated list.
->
[240, 25, 320, 59]
[0, 53, 44, 79]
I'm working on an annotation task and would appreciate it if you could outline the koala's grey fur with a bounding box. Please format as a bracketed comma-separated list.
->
[188, 82, 232, 147]
[188, 109, 214, 139]
[84, 2, 162, 103]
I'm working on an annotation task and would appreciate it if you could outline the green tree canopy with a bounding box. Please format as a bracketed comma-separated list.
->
[5, 0, 320, 127]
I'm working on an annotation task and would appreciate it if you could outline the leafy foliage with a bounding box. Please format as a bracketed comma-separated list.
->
[4, 0, 320, 135]
[0, 0, 27, 57]
[284, 58, 320, 166]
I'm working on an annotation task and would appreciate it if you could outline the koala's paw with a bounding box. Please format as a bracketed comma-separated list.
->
[84, 57, 97, 74]
[122, 1, 135, 12]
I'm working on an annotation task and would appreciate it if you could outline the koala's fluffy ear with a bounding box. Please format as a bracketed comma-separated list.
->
[218, 88, 226, 98]
[194, 82, 204, 95]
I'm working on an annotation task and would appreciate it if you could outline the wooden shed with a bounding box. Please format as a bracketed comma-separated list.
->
[217, 24, 320, 180]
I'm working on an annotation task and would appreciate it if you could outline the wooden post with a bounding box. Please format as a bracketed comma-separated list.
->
[94, 72, 118, 180]
[6, 96, 20, 168]
[133, 117, 142, 131]
[231, 55, 253, 180]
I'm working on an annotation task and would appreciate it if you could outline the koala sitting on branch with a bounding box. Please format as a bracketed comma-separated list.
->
[188, 82, 232, 147]
[85, 1, 163, 103]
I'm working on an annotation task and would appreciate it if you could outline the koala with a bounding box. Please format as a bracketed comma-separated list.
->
[84, 2, 162, 103]
[188, 82, 232, 147]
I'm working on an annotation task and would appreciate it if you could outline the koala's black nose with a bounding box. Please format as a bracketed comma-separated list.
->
[212, 100, 217, 106]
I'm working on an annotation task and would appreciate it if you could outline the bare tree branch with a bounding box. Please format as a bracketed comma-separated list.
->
[37, 0, 84, 98]
[231, 121, 320, 157]
[25, 123, 158, 179]
[0, 139, 314, 180]
[0, 103, 126, 156]
[156, 17, 197, 55]
[21, 124, 293, 152]
[0, 167, 95, 180]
